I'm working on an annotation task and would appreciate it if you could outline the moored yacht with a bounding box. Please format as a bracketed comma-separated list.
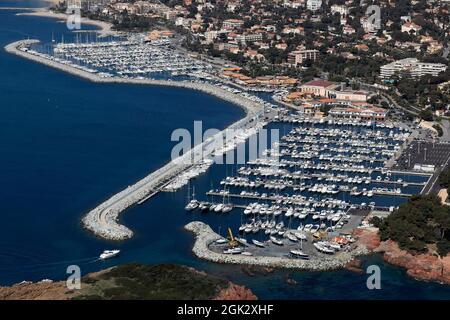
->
[185, 199, 199, 211]
[252, 239, 265, 247]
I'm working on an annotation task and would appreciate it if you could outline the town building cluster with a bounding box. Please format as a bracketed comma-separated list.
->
[59, 0, 449, 113]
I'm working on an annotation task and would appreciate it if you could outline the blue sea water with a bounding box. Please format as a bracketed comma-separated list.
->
[1, 0, 450, 299]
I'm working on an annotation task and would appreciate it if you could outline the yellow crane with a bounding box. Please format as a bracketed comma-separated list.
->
[227, 228, 238, 248]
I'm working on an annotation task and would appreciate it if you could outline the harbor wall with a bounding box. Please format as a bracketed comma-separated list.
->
[185, 221, 370, 270]
[5, 40, 267, 241]
[4, 40, 263, 115]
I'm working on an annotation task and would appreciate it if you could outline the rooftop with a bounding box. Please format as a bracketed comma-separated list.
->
[302, 79, 336, 88]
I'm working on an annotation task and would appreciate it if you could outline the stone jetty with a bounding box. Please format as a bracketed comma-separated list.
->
[185, 221, 369, 270]
[5, 40, 269, 240]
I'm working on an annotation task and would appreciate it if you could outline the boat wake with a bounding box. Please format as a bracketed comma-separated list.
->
[0, 255, 99, 278]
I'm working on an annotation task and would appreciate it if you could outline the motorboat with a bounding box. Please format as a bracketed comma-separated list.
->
[290, 250, 309, 259]
[252, 239, 265, 248]
[270, 236, 283, 246]
[185, 199, 199, 211]
[99, 250, 120, 260]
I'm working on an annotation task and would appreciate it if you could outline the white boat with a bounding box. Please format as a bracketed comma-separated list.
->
[236, 238, 249, 246]
[223, 247, 243, 254]
[285, 208, 294, 217]
[270, 236, 284, 246]
[252, 239, 265, 248]
[215, 238, 228, 244]
[298, 213, 307, 219]
[185, 199, 199, 211]
[99, 250, 120, 260]
[294, 232, 307, 241]
[328, 242, 341, 251]
[290, 250, 309, 259]
[313, 243, 335, 254]
[286, 233, 298, 242]
[222, 204, 233, 213]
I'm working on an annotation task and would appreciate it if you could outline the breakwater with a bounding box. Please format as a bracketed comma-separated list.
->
[185, 221, 369, 270]
[5, 40, 265, 114]
[5, 39, 269, 240]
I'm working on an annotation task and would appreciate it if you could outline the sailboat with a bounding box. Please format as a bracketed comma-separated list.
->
[184, 184, 198, 211]
[222, 192, 233, 213]
[290, 237, 309, 259]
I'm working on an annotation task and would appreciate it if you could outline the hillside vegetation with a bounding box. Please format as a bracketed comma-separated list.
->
[371, 195, 450, 257]
[77, 263, 230, 300]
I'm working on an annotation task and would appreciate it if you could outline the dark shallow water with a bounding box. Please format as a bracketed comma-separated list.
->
[1, 0, 450, 299]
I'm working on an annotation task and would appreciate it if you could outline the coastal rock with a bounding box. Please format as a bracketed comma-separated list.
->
[345, 258, 364, 274]
[0, 281, 80, 300]
[0, 264, 256, 300]
[377, 240, 450, 284]
[241, 265, 275, 276]
[353, 227, 380, 251]
[352, 227, 450, 285]
[214, 283, 257, 300]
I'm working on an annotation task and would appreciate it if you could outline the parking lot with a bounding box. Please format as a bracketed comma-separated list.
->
[393, 140, 450, 170]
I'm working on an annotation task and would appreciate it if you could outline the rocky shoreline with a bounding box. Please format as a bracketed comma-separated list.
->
[353, 228, 450, 285]
[185, 221, 370, 271]
[0, 264, 256, 300]
[185, 221, 450, 280]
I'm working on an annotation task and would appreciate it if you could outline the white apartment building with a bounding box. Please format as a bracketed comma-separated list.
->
[360, 16, 380, 33]
[288, 49, 320, 65]
[283, 0, 305, 9]
[380, 58, 448, 79]
[236, 33, 263, 44]
[222, 19, 244, 30]
[306, 0, 322, 11]
[330, 4, 349, 16]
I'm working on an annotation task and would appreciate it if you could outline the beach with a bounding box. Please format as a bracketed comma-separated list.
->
[16, 8, 115, 36]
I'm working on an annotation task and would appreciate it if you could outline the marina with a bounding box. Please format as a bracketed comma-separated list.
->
[185, 221, 369, 270]
[2, 0, 450, 300]
[5, 36, 435, 266]
[9, 36, 435, 257]
[5, 38, 279, 241]
[183, 113, 433, 262]
[52, 39, 213, 79]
